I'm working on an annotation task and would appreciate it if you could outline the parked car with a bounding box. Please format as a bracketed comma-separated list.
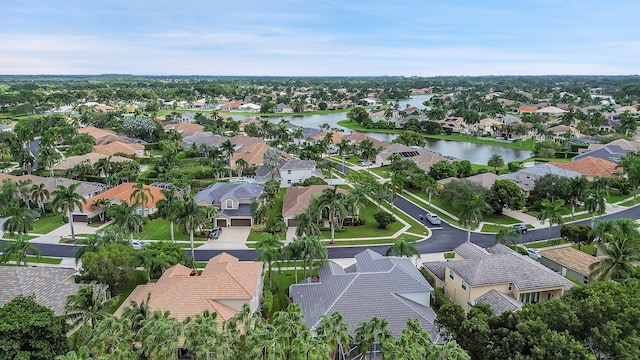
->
[360, 161, 372, 167]
[511, 224, 528, 234]
[425, 213, 441, 225]
[132, 240, 147, 250]
[526, 248, 541, 260]
[209, 226, 222, 239]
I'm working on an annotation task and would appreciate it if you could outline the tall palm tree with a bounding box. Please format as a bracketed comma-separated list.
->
[567, 176, 589, 220]
[337, 139, 351, 168]
[137, 310, 183, 360]
[537, 199, 565, 241]
[284, 240, 304, 283]
[183, 310, 220, 360]
[156, 187, 180, 243]
[589, 236, 640, 281]
[176, 199, 211, 260]
[235, 158, 249, 178]
[429, 340, 470, 360]
[316, 312, 352, 360]
[291, 328, 330, 360]
[0, 236, 41, 266]
[2, 205, 34, 235]
[17, 179, 33, 209]
[355, 317, 392, 360]
[345, 186, 367, 224]
[64, 284, 108, 329]
[256, 233, 283, 287]
[317, 186, 348, 245]
[618, 152, 640, 203]
[298, 235, 328, 279]
[90, 198, 111, 222]
[121, 293, 152, 333]
[263, 147, 283, 180]
[129, 182, 154, 217]
[494, 226, 521, 245]
[30, 183, 50, 213]
[359, 139, 381, 168]
[424, 176, 438, 206]
[107, 202, 145, 245]
[221, 139, 235, 179]
[385, 237, 420, 257]
[51, 184, 87, 243]
[487, 153, 504, 174]
[457, 194, 491, 242]
[585, 187, 607, 227]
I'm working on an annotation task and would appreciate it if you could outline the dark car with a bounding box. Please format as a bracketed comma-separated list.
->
[511, 224, 528, 234]
[209, 226, 222, 239]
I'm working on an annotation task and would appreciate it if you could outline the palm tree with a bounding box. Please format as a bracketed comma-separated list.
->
[316, 312, 352, 360]
[183, 310, 220, 360]
[567, 176, 589, 220]
[337, 139, 351, 168]
[107, 202, 145, 245]
[263, 147, 283, 179]
[121, 293, 152, 333]
[0, 236, 41, 266]
[487, 153, 504, 174]
[129, 182, 154, 217]
[284, 240, 304, 283]
[589, 236, 640, 281]
[298, 235, 328, 279]
[51, 184, 87, 243]
[90, 198, 111, 223]
[424, 176, 438, 206]
[235, 158, 249, 178]
[317, 186, 348, 245]
[494, 226, 522, 245]
[16, 179, 33, 209]
[291, 328, 329, 360]
[537, 198, 565, 241]
[385, 237, 420, 257]
[355, 317, 392, 360]
[64, 284, 108, 329]
[293, 211, 321, 238]
[176, 199, 211, 260]
[359, 139, 381, 168]
[156, 187, 180, 243]
[2, 206, 34, 235]
[137, 310, 183, 360]
[585, 187, 607, 227]
[618, 152, 640, 203]
[429, 340, 470, 360]
[256, 233, 283, 287]
[30, 183, 50, 213]
[221, 139, 235, 179]
[457, 194, 491, 242]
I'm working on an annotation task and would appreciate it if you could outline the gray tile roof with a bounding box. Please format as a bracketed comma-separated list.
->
[454, 242, 491, 260]
[422, 261, 447, 281]
[573, 144, 630, 164]
[290, 250, 441, 341]
[472, 289, 522, 314]
[446, 244, 574, 290]
[0, 267, 82, 316]
[220, 203, 253, 217]
[279, 159, 316, 171]
[193, 183, 264, 205]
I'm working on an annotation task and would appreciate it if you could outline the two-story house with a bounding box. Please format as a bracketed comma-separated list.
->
[423, 243, 574, 314]
[254, 159, 323, 188]
[193, 183, 264, 227]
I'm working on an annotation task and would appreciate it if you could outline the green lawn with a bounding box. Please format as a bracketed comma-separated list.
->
[444, 252, 455, 259]
[320, 199, 403, 240]
[606, 190, 639, 204]
[572, 244, 597, 256]
[379, 199, 428, 235]
[328, 235, 422, 246]
[269, 269, 314, 313]
[525, 239, 567, 249]
[2, 234, 38, 240]
[1, 255, 62, 265]
[366, 166, 391, 179]
[104, 270, 149, 314]
[31, 213, 65, 234]
[137, 219, 191, 241]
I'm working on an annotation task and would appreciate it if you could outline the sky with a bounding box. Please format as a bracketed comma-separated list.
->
[1, 0, 639, 76]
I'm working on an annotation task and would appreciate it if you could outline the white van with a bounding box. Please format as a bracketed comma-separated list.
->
[426, 213, 441, 225]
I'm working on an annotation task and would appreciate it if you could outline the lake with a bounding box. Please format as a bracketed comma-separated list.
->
[229, 95, 531, 164]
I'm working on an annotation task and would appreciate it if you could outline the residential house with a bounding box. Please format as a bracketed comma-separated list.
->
[182, 131, 226, 150]
[343, 133, 388, 151]
[540, 247, 605, 284]
[254, 159, 323, 187]
[438, 172, 503, 189]
[220, 101, 243, 111]
[573, 144, 632, 164]
[0, 173, 108, 200]
[535, 106, 567, 116]
[52, 153, 132, 173]
[548, 156, 619, 179]
[546, 125, 580, 143]
[501, 163, 582, 193]
[375, 143, 422, 166]
[586, 139, 640, 152]
[275, 103, 293, 113]
[440, 117, 466, 133]
[163, 122, 205, 135]
[0, 267, 93, 316]
[77, 126, 118, 144]
[412, 152, 451, 173]
[193, 183, 264, 227]
[115, 253, 263, 323]
[474, 118, 503, 136]
[291, 250, 441, 348]
[77, 182, 166, 221]
[282, 185, 349, 226]
[615, 105, 638, 114]
[230, 142, 271, 170]
[238, 103, 261, 112]
[423, 243, 574, 314]
[93, 141, 145, 157]
[517, 105, 538, 114]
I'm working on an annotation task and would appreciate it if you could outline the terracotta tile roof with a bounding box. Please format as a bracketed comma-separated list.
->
[343, 133, 388, 149]
[53, 152, 132, 171]
[78, 126, 116, 139]
[549, 156, 619, 178]
[93, 141, 144, 156]
[114, 253, 262, 322]
[94, 133, 132, 145]
[230, 142, 270, 168]
[0, 174, 107, 198]
[310, 131, 344, 144]
[228, 135, 264, 147]
[541, 247, 605, 277]
[82, 182, 165, 211]
[282, 185, 349, 218]
[518, 105, 538, 113]
[163, 122, 204, 134]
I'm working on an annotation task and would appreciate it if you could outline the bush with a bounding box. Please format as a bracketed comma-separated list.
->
[373, 211, 396, 229]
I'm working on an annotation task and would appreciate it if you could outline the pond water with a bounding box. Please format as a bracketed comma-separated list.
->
[229, 95, 531, 164]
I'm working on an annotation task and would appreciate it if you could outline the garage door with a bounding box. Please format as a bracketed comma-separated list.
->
[287, 219, 301, 227]
[216, 218, 227, 227]
[230, 218, 252, 226]
[72, 214, 88, 222]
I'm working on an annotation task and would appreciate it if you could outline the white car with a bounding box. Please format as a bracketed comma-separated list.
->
[526, 248, 541, 260]
[426, 213, 441, 225]
[132, 240, 147, 250]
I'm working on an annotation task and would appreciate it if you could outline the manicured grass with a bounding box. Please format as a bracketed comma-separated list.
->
[328, 235, 422, 246]
[525, 239, 567, 249]
[564, 212, 593, 222]
[31, 213, 65, 234]
[104, 270, 149, 314]
[329, 156, 358, 168]
[337, 120, 404, 134]
[2, 234, 38, 240]
[269, 269, 312, 313]
[572, 244, 597, 256]
[1, 255, 62, 265]
[444, 252, 455, 259]
[366, 166, 391, 179]
[379, 199, 428, 235]
[137, 219, 191, 241]
[320, 200, 403, 240]
[606, 190, 639, 204]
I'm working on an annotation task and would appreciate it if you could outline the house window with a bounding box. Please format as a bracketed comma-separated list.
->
[461, 280, 467, 291]
[225, 199, 233, 209]
[547, 293, 554, 300]
[519, 292, 540, 304]
[137, 208, 143, 215]
[287, 170, 291, 174]
[508, 282, 513, 291]
[449, 270, 455, 280]
[287, 179, 292, 185]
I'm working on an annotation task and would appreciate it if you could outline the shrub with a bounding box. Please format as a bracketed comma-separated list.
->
[373, 211, 396, 229]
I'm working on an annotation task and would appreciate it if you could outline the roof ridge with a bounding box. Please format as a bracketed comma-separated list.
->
[312, 272, 358, 330]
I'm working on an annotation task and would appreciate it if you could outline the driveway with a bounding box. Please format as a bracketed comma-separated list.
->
[197, 226, 251, 250]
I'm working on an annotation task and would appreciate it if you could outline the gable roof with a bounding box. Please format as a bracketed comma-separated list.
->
[78, 126, 116, 140]
[83, 182, 165, 211]
[279, 159, 316, 171]
[549, 156, 619, 178]
[439, 173, 502, 189]
[535, 106, 567, 115]
[282, 185, 349, 218]
[573, 144, 631, 164]
[182, 131, 226, 149]
[412, 152, 450, 172]
[472, 289, 522, 314]
[230, 142, 270, 167]
[115, 253, 262, 322]
[541, 247, 605, 277]
[290, 249, 440, 341]
[0, 267, 82, 316]
[193, 183, 264, 206]
[343, 133, 388, 150]
[0, 174, 107, 198]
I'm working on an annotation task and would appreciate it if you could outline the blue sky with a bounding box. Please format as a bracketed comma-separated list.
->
[1, 0, 638, 76]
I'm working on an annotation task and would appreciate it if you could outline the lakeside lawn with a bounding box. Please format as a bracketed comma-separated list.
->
[337, 120, 404, 134]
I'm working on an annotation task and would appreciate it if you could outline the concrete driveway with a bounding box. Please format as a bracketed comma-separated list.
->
[198, 226, 251, 249]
